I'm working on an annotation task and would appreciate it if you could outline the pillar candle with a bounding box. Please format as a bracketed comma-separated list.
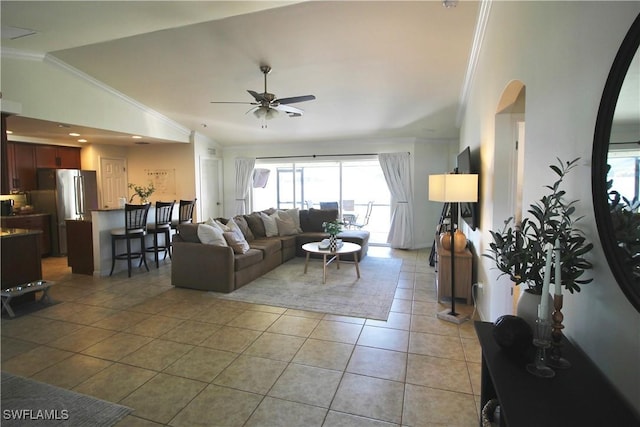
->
[554, 237, 562, 296]
[540, 243, 553, 320]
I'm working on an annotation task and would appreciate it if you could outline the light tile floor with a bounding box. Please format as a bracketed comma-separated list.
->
[1, 247, 481, 426]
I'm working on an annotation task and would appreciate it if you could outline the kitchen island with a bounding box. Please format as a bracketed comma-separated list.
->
[91, 205, 178, 276]
[1, 228, 43, 305]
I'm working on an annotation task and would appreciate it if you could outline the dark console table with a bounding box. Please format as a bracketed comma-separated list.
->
[475, 321, 639, 427]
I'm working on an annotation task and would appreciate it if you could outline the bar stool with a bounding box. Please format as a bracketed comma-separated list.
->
[170, 199, 196, 230]
[146, 200, 174, 268]
[110, 203, 151, 277]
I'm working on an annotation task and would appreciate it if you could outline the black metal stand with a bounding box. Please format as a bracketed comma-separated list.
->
[437, 202, 468, 324]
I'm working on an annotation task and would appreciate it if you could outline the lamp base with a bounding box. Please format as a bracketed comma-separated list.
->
[437, 309, 470, 324]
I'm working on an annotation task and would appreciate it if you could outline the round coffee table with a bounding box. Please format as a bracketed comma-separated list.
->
[302, 241, 361, 284]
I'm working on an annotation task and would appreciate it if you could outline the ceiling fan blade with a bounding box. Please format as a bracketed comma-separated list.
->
[248, 90, 269, 103]
[274, 104, 304, 116]
[277, 95, 316, 105]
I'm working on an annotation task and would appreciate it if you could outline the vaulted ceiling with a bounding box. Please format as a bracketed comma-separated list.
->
[2, 1, 480, 146]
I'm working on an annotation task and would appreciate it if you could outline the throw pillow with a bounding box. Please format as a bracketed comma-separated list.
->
[176, 223, 200, 243]
[197, 224, 228, 246]
[276, 216, 298, 236]
[260, 212, 279, 237]
[245, 212, 266, 238]
[277, 208, 302, 233]
[204, 217, 227, 232]
[307, 208, 338, 232]
[233, 215, 255, 242]
[223, 228, 250, 254]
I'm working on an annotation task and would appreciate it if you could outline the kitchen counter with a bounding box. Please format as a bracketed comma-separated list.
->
[1, 214, 51, 256]
[1, 212, 48, 218]
[0, 227, 43, 237]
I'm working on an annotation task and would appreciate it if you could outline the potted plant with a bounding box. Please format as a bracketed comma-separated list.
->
[484, 158, 593, 320]
[323, 220, 344, 251]
[128, 182, 155, 204]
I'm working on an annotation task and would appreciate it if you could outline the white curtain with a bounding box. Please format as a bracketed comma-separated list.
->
[379, 152, 414, 249]
[235, 158, 255, 214]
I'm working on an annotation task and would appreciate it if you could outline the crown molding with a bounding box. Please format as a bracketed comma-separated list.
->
[456, 0, 493, 127]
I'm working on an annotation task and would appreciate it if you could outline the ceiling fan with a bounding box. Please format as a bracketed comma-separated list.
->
[210, 65, 316, 126]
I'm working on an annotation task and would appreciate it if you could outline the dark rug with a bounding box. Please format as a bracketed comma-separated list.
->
[1, 299, 60, 319]
[1, 372, 132, 426]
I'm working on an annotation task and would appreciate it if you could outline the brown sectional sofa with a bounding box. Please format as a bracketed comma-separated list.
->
[171, 208, 370, 293]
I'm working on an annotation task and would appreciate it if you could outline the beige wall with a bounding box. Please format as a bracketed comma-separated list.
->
[461, 1, 640, 410]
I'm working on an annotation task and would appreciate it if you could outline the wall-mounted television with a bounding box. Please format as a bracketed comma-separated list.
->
[457, 146, 479, 230]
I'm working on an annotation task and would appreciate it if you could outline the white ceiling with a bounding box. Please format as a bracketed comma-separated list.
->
[1, 1, 481, 147]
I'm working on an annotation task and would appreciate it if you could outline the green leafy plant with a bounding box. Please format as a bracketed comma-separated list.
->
[128, 182, 155, 203]
[322, 220, 344, 236]
[484, 158, 593, 294]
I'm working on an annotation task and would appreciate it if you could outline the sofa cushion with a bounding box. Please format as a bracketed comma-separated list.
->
[233, 215, 255, 242]
[223, 227, 251, 254]
[250, 238, 282, 257]
[300, 208, 338, 232]
[245, 212, 266, 238]
[260, 212, 279, 237]
[234, 248, 263, 271]
[177, 223, 201, 243]
[197, 223, 228, 246]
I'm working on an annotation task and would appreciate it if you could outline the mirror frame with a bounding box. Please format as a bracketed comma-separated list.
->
[592, 13, 640, 313]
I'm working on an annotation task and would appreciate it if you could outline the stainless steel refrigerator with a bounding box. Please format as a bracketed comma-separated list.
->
[30, 169, 99, 256]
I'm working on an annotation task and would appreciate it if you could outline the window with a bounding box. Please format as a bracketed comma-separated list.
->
[608, 150, 640, 206]
[252, 158, 391, 245]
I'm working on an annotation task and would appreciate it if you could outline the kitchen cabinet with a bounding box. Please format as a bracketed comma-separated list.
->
[1, 213, 51, 256]
[4, 142, 81, 191]
[1, 228, 43, 289]
[35, 145, 81, 169]
[7, 142, 37, 191]
[66, 219, 93, 275]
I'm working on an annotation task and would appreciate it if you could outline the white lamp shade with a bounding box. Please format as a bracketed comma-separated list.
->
[429, 174, 478, 202]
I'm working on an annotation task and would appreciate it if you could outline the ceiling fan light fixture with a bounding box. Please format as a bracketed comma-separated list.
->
[265, 108, 279, 120]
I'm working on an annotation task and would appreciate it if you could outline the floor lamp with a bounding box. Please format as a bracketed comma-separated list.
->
[429, 173, 478, 324]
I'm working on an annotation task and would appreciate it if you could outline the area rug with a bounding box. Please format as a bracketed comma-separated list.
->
[216, 256, 402, 320]
[1, 372, 132, 427]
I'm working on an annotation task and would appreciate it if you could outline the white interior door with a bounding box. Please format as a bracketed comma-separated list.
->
[199, 157, 222, 220]
[100, 157, 127, 209]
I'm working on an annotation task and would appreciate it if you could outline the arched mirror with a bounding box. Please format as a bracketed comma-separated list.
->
[592, 13, 640, 312]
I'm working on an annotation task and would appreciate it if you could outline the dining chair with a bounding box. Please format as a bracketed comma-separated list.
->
[351, 201, 374, 229]
[320, 201, 339, 210]
[171, 199, 197, 230]
[146, 200, 175, 268]
[109, 203, 151, 277]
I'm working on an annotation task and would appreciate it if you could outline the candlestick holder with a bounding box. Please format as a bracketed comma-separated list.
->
[526, 317, 555, 378]
[548, 294, 571, 369]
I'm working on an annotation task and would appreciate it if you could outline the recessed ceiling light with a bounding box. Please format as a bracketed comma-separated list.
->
[69, 132, 80, 137]
[78, 139, 88, 143]
[132, 135, 142, 139]
[57, 123, 71, 128]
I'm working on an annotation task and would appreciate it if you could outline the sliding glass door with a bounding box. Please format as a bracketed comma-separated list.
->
[252, 158, 390, 245]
